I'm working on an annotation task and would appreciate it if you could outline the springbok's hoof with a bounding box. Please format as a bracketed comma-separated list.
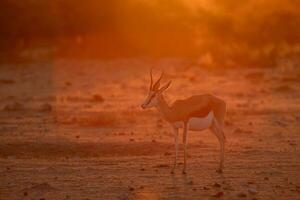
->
[216, 169, 223, 173]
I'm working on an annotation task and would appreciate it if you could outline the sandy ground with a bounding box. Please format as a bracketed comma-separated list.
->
[0, 59, 299, 200]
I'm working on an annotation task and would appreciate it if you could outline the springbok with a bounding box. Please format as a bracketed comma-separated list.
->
[141, 69, 227, 174]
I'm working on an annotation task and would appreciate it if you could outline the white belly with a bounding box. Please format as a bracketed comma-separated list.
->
[173, 111, 214, 131]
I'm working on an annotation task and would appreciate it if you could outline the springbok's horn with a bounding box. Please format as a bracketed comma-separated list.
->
[149, 68, 153, 90]
[153, 71, 164, 90]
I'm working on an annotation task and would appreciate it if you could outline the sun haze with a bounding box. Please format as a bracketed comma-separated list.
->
[0, 1, 299, 199]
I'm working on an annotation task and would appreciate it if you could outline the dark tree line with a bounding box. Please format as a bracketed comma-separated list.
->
[0, 0, 299, 66]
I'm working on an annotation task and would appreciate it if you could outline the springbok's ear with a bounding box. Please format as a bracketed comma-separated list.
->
[158, 81, 172, 93]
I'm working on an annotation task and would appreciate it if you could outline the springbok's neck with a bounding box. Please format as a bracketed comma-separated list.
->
[156, 94, 172, 122]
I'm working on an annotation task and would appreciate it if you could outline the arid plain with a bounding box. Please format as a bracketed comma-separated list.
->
[0, 59, 299, 199]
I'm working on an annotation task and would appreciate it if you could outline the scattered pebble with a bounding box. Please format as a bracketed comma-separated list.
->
[248, 188, 257, 194]
[155, 164, 169, 168]
[129, 187, 134, 191]
[91, 94, 104, 102]
[129, 138, 135, 142]
[274, 120, 288, 127]
[264, 177, 269, 181]
[0, 79, 15, 84]
[23, 191, 28, 196]
[274, 85, 295, 93]
[237, 192, 247, 198]
[234, 128, 243, 134]
[203, 186, 209, 190]
[213, 183, 221, 188]
[3, 102, 24, 111]
[223, 186, 234, 191]
[212, 191, 224, 198]
[38, 103, 52, 112]
[164, 152, 172, 156]
[188, 181, 194, 185]
[65, 81, 72, 86]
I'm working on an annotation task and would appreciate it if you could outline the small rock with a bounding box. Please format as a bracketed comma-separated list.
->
[0, 79, 15, 84]
[156, 123, 163, 128]
[234, 128, 243, 133]
[212, 191, 224, 198]
[164, 152, 172, 156]
[65, 81, 72, 86]
[151, 139, 156, 143]
[23, 191, 28, 196]
[213, 183, 221, 188]
[3, 102, 24, 111]
[39, 103, 52, 112]
[264, 177, 269, 181]
[188, 181, 194, 185]
[75, 135, 80, 139]
[248, 188, 257, 194]
[129, 187, 134, 191]
[129, 138, 135, 142]
[203, 186, 209, 190]
[91, 94, 104, 102]
[237, 192, 247, 198]
[155, 164, 169, 168]
[223, 186, 234, 191]
[274, 120, 288, 127]
[274, 85, 295, 93]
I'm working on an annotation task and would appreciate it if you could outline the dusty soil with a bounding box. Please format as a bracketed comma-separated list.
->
[0, 59, 299, 199]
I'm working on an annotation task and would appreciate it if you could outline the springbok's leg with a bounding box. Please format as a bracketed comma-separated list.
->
[171, 127, 179, 174]
[210, 119, 225, 173]
[182, 122, 188, 174]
